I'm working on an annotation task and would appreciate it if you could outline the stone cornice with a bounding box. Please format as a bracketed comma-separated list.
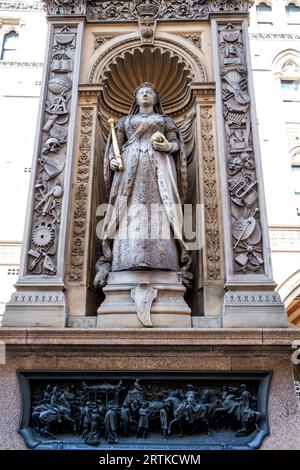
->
[0, 328, 298, 356]
[78, 83, 101, 97]
[0, 1, 44, 11]
[249, 32, 300, 40]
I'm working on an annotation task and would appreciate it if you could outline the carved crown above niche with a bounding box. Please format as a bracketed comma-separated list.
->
[44, 0, 254, 18]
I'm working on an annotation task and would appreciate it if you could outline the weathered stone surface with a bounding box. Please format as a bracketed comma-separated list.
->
[97, 271, 191, 328]
[0, 329, 299, 449]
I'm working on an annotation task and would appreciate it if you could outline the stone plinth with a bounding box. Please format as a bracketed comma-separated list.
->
[97, 271, 191, 328]
[222, 291, 288, 328]
[0, 328, 299, 450]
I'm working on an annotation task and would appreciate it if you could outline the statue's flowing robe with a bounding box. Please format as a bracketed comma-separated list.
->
[96, 112, 190, 286]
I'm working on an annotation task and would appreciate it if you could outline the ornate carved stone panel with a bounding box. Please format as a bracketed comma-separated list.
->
[18, 371, 271, 450]
[216, 23, 264, 275]
[200, 106, 221, 281]
[85, 0, 254, 22]
[45, 0, 86, 15]
[67, 107, 93, 282]
[86, 0, 209, 22]
[26, 25, 79, 277]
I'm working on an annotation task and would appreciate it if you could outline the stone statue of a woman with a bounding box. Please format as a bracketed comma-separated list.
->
[94, 83, 192, 295]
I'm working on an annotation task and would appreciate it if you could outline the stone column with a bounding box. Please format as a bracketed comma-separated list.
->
[3, 1, 86, 327]
[192, 83, 225, 328]
[209, 1, 288, 327]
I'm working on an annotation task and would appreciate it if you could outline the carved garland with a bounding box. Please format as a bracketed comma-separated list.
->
[218, 23, 264, 274]
[86, 0, 209, 22]
[67, 107, 93, 282]
[86, 0, 253, 22]
[27, 25, 78, 276]
[200, 107, 221, 280]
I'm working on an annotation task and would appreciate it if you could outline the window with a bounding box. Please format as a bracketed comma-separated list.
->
[281, 80, 300, 101]
[7, 268, 19, 276]
[291, 152, 300, 215]
[286, 3, 300, 24]
[292, 165, 300, 214]
[1, 31, 19, 60]
[256, 3, 272, 26]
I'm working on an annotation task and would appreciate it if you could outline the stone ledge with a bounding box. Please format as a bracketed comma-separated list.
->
[0, 327, 299, 351]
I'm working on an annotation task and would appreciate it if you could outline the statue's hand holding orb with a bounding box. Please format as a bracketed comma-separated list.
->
[151, 131, 172, 152]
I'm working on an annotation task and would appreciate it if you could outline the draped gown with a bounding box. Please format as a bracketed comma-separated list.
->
[96, 111, 189, 285]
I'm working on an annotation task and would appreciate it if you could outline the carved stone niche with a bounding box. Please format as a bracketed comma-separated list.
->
[18, 370, 271, 450]
[66, 34, 224, 327]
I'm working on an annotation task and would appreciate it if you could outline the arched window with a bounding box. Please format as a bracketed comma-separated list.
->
[256, 3, 272, 26]
[286, 3, 300, 24]
[1, 31, 19, 60]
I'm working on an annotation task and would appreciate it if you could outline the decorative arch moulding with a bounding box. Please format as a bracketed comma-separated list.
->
[42, 0, 255, 19]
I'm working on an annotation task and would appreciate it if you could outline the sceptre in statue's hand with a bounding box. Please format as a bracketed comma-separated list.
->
[108, 118, 124, 171]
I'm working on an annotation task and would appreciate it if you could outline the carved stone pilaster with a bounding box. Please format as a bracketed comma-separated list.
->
[3, 18, 85, 327]
[192, 84, 224, 326]
[210, 17, 287, 327]
[65, 85, 101, 321]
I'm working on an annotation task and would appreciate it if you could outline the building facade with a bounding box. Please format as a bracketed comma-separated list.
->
[0, 0, 299, 451]
[1, 0, 300, 326]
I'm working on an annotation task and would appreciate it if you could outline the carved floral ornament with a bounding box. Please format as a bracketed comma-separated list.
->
[43, 0, 255, 18]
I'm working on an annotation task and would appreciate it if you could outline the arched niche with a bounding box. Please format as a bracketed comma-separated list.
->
[88, 31, 208, 137]
[80, 32, 211, 317]
[87, 31, 209, 206]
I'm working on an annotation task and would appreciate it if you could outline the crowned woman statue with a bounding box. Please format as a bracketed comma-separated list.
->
[94, 83, 192, 292]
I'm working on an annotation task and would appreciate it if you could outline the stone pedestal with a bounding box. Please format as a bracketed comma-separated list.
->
[0, 328, 299, 450]
[222, 291, 288, 328]
[97, 271, 191, 328]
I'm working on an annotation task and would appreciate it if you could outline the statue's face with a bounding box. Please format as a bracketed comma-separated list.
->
[136, 86, 156, 108]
